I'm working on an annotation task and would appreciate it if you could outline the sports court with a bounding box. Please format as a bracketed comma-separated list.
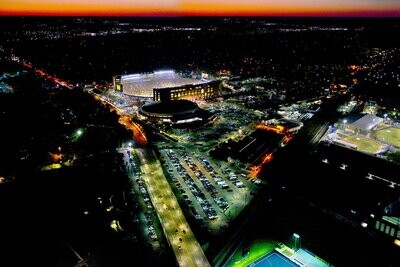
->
[247, 252, 299, 267]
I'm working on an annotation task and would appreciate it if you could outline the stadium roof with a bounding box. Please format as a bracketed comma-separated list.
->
[343, 113, 383, 131]
[119, 70, 210, 97]
[140, 100, 198, 115]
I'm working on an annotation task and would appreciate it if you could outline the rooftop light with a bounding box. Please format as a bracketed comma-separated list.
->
[154, 70, 175, 75]
[122, 74, 141, 79]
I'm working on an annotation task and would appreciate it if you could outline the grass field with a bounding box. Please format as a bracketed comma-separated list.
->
[342, 135, 381, 154]
[375, 127, 400, 147]
[225, 239, 277, 267]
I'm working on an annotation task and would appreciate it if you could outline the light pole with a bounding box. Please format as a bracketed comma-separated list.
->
[386, 130, 391, 151]
[293, 233, 300, 251]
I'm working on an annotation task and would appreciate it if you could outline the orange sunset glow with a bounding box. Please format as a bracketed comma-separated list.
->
[0, 0, 399, 16]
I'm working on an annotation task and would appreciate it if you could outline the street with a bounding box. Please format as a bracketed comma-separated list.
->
[137, 148, 210, 267]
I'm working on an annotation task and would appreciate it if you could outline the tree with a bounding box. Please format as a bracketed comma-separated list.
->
[387, 151, 400, 164]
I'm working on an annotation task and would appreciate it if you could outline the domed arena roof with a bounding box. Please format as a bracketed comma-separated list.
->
[140, 100, 198, 117]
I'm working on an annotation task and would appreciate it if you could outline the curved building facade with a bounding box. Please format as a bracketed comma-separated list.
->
[138, 100, 205, 124]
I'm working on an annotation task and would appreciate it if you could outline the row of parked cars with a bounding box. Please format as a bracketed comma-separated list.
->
[165, 150, 218, 220]
[182, 152, 217, 194]
[122, 149, 158, 243]
[136, 181, 158, 241]
[181, 153, 230, 212]
[198, 155, 247, 189]
[227, 172, 246, 188]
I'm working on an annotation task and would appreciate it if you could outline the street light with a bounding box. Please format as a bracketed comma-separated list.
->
[76, 129, 83, 136]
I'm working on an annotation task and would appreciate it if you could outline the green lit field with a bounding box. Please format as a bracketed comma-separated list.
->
[342, 135, 381, 154]
[225, 239, 277, 267]
[375, 127, 400, 147]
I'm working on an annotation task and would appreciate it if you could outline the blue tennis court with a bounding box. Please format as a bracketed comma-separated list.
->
[248, 252, 299, 267]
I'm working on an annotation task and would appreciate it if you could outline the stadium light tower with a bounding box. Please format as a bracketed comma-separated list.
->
[343, 119, 347, 130]
[293, 233, 300, 251]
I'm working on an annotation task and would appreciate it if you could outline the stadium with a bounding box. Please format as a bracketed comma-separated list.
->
[113, 70, 220, 100]
[327, 113, 400, 154]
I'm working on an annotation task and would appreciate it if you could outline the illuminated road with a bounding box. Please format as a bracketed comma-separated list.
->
[88, 89, 148, 146]
[119, 116, 147, 146]
[309, 121, 330, 146]
[21, 61, 75, 89]
[136, 148, 210, 267]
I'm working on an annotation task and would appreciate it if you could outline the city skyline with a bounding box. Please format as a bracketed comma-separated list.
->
[1, 0, 400, 17]
[1, 16, 400, 267]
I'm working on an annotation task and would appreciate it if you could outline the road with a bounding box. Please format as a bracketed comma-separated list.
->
[309, 121, 330, 146]
[137, 148, 210, 267]
[118, 115, 147, 146]
[20, 61, 75, 89]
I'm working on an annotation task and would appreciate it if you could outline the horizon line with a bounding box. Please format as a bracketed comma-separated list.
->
[1, 14, 400, 18]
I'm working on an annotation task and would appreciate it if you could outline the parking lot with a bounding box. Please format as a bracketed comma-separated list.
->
[160, 148, 255, 233]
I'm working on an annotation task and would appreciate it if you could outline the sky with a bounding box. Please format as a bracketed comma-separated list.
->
[1, 0, 399, 17]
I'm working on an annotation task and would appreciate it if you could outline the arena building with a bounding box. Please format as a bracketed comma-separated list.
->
[138, 100, 208, 124]
[113, 70, 220, 100]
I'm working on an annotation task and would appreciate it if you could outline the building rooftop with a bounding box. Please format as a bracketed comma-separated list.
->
[140, 100, 198, 115]
[343, 113, 383, 131]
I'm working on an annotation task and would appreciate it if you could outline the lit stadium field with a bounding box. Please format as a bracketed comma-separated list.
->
[375, 127, 400, 147]
[248, 252, 299, 267]
[342, 135, 382, 154]
[118, 70, 207, 97]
